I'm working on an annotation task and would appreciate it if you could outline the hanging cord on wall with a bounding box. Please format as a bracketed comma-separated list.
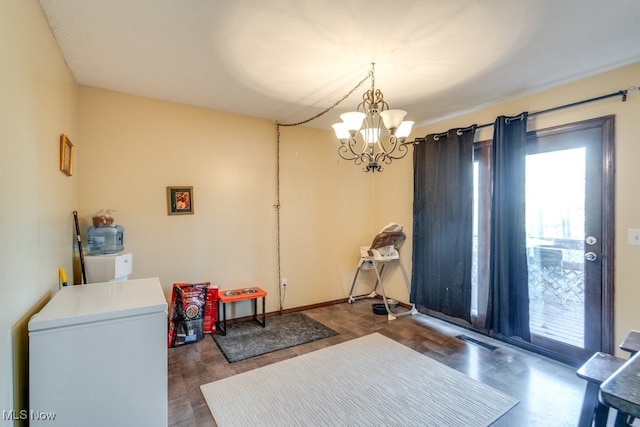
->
[274, 122, 284, 314]
[273, 69, 373, 313]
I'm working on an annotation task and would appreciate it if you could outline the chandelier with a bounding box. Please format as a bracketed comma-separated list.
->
[332, 63, 414, 172]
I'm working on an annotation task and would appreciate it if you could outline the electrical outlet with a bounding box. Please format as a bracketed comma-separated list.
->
[281, 278, 288, 288]
[629, 229, 640, 246]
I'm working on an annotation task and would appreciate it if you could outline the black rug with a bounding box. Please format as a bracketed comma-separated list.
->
[212, 312, 338, 363]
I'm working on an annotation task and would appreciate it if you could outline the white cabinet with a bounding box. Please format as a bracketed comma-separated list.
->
[84, 252, 133, 283]
[29, 278, 168, 426]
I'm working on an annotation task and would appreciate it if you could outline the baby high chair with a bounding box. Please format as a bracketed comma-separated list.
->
[347, 223, 416, 320]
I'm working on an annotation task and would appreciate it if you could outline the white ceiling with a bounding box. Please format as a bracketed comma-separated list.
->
[38, 0, 640, 130]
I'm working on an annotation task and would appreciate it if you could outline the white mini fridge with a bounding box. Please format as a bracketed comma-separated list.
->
[28, 277, 168, 426]
[84, 252, 133, 283]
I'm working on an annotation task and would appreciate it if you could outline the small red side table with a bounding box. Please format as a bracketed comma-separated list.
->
[216, 287, 267, 336]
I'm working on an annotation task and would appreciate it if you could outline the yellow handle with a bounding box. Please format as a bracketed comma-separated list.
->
[59, 267, 68, 285]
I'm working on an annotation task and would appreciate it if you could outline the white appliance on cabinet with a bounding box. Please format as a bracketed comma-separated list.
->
[28, 277, 168, 427]
[84, 252, 133, 283]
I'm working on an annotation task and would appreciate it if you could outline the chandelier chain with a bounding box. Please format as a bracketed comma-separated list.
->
[278, 69, 373, 127]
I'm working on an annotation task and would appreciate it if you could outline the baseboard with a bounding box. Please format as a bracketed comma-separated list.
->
[220, 298, 349, 326]
[217, 295, 413, 326]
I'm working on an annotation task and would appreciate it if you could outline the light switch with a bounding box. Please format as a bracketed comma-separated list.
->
[629, 229, 640, 246]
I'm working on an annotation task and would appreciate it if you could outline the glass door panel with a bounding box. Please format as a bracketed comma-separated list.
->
[526, 148, 586, 348]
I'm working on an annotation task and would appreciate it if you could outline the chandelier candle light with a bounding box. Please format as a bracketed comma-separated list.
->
[332, 63, 414, 172]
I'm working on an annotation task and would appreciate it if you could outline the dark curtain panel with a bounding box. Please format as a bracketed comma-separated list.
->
[411, 128, 475, 322]
[486, 113, 531, 341]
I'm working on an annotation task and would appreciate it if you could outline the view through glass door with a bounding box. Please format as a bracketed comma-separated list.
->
[526, 146, 587, 349]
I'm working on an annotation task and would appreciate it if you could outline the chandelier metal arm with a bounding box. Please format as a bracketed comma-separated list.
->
[359, 89, 387, 115]
[381, 135, 410, 159]
[338, 136, 373, 163]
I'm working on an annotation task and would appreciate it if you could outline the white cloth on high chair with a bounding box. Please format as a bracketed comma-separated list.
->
[348, 223, 416, 320]
[361, 223, 405, 260]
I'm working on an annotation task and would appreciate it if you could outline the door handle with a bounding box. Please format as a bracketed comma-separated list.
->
[585, 252, 598, 262]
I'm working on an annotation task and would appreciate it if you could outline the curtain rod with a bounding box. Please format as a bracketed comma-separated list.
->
[410, 86, 636, 144]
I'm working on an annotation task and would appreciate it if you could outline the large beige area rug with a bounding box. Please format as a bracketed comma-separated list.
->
[200, 333, 518, 426]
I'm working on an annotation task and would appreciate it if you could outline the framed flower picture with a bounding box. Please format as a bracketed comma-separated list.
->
[167, 186, 194, 215]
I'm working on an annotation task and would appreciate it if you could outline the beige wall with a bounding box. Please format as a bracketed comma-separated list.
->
[3, 0, 639, 417]
[378, 62, 640, 354]
[0, 0, 78, 418]
[76, 88, 375, 312]
[278, 125, 375, 306]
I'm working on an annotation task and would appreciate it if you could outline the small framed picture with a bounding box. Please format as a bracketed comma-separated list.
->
[167, 186, 194, 215]
[60, 134, 73, 176]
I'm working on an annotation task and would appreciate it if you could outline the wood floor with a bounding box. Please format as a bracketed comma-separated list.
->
[168, 300, 592, 426]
